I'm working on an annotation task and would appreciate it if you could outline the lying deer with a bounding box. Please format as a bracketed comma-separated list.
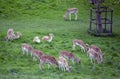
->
[15, 32, 22, 39]
[60, 51, 80, 64]
[42, 33, 54, 42]
[33, 36, 40, 43]
[5, 28, 16, 41]
[58, 56, 71, 72]
[88, 45, 104, 63]
[21, 43, 33, 56]
[63, 8, 78, 21]
[87, 48, 102, 64]
[72, 39, 88, 53]
[6, 29, 22, 41]
[39, 55, 58, 70]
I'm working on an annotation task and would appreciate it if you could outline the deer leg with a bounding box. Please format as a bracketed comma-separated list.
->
[71, 59, 74, 65]
[31, 52, 33, 57]
[93, 58, 96, 64]
[26, 50, 28, 56]
[69, 14, 71, 21]
[80, 48, 83, 52]
[39, 61, 44, 70]
[22, 49, 25, 55]
[72, 44, 76, 50]
[48, 64, 50, 69]
[39, 63, 42, 70]
[75, 13, 78, 20]
[63, 66, 66, 72]
[33, 56, 37, 61]
[91, 58, 93, 64]
[89, 55, 93, 64]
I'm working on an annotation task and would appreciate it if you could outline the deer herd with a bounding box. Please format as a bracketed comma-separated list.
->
[5, 8, 104, 72]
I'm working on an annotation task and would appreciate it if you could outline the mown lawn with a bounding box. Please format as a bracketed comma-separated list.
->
[0, 15, 120, 79]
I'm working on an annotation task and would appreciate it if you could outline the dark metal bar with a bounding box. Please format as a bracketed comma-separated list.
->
[105, 7, 107, 30]
[110, 10, 113, 33]
[90, 9, 92, 30]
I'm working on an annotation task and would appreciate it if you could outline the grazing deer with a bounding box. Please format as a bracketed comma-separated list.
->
[63, 8, 78, 21]
[33, 36, 40, 43]
[58, 56, 71, 72]
[6, 28, 16, 41]
[39, 55, 58, 70]
[31, 49, 44, 61]
[88, 48, 102, 64]
[60, 51, 80, 64]
[21, 43, 33, 56]
[15, 32, 22, 39]
[72, 39, 88, 53]
[42, 33, 54, 42]
[88, 45, 104, 63]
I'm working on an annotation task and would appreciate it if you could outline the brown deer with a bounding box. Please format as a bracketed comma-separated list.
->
[39, 55, 58, 70]
[63, 8, 78, 21]
[33, 36, 40, 43]
[58, 56, 71, 72]
[87, 48, 102, 64]
[15, 32, 22, 39]
[5, 28, 16, 41]
[88, 45, 104, 63]
[31, 49, 44, 61]
[72, 39, 88, 53]
[60, 51, 80, 64]
[21, 43, 33, 56]
[42, 33, 54, 42]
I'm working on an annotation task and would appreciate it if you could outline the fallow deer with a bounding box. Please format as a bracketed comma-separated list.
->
[39, 55, 58, 70]
[60, 51, 80, 64]
[15, 32, 22, 39]
[58, 56, 71, 72]
[88, 48, 102, 64]
[31, 49, 44, 61]
[88, 45, 104, 63]
[42, 33, 54, 42]
[21, 43, 33, 56]
[63, 8, 78, 21]
[72, 39, 88, 53]
[33, 36, 40, 43]
[6, 28, 16, 41]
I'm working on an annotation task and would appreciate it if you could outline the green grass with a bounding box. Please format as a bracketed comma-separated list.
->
[0, 16, 120, 79]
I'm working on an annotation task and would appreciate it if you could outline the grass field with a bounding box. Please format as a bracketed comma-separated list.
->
[0, 0, 120, 79]
[0, 16, 120, 79]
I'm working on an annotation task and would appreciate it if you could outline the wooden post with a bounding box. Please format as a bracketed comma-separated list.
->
[97, 0, 103, 33]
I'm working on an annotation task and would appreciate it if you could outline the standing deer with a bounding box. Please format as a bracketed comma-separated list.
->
[72, 39, 88, 53]
[60, 51, 80, 64]
[87, 48, 102, 64]
[88, 45, 104, 63]
[58, 56, 71, 72]
[39, 55, 58, 70]
[31, 49, 44, 61]
[63, 8, 78, 21]
[21, 43, 33, 56]
[42, 33, 54, 42]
